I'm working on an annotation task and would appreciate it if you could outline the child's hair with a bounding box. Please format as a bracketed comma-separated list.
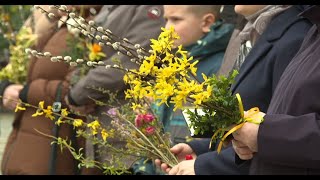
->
[186, 5, 222, 19]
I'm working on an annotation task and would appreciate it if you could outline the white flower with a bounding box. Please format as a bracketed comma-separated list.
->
[95, 35, 101, 40]
[59, 5, 67, 11]
[76, 59, 84, 63]
[98, 61, 105, 65]
[105, 29, 112, 34]
[50, 57, 58, 62]
[97, 26, 104, 32]
[112, 43, 119, 50]
[25, 48, 32, 54]
[134, 44, 141, 49]
[44, 52, 52, 57]
[87, 61, 93, 66]
[48, 13, 55, 19]
[64, 56, 72, 61]
[69, 62, 78, 66]
[81, 23, 87, 29]
[31, 50, 38, 56]
[69, 13, 76, 18]
[88, 20, 95, 26]
[102, 35, 109, 40]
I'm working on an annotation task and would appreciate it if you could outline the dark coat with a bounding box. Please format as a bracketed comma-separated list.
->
[188, 5, 313, 175]
[251, 5, 320, 175]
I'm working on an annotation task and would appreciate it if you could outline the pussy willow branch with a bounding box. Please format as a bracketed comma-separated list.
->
[37, 5, 149, 62]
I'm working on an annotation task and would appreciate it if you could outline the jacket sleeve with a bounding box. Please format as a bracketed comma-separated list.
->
[186, 139, 211, 156]
[194, 146, 250, 175]
[69, 6, 164, 106]
[22, 77, 71, 108]
[257, 113, 320, 169]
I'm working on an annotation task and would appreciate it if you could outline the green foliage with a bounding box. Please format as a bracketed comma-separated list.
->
[63, 34, 88, 86]
[0, 5, 32, 64]
[186, 70, 242, 142]
[0, 26, 36, 84]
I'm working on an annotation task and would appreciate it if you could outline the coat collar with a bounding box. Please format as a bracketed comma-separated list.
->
[266, 5, 307, 41]
[299, 5, 320, 29]
[231, 6, 304, 92]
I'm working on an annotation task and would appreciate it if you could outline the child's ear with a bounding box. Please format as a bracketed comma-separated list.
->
[201, 13, 215, 33]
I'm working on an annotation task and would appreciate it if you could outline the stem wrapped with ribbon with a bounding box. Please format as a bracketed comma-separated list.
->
[209, 93, 265, 153]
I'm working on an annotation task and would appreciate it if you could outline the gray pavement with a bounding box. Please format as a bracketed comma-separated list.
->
[0, 111, 14, 175]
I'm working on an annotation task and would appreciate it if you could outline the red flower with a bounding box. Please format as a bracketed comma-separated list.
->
[135, 114, 144, 127]
[145, 126, 155, 135]
[143, 113, 154, 123]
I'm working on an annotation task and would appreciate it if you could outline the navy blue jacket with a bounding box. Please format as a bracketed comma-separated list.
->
[188, 5, 313, 175]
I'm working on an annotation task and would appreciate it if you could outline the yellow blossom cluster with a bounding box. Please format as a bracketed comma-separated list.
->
[123, 27, 212, 111]
[15, 100, 113, 142]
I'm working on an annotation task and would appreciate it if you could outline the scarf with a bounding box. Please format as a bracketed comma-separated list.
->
[233, 5, 291, 71]
[239, 5, 291, 44]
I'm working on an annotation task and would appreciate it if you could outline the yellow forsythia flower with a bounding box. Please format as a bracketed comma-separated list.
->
[73, 119, 83, 127]
[14, 105, 26, 112]
[101, 129, 109, 141]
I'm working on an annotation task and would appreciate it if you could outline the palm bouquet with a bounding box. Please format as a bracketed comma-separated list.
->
[23, 5, 265, 174]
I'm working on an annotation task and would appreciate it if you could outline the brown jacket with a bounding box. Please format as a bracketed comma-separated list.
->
[1, 6, 100, 175]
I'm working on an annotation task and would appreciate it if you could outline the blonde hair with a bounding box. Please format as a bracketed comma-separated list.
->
[186, 5, 222, 19]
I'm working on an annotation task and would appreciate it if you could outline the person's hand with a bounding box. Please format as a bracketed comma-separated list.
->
[232, 139, 254, 160]
[155, 143, 196, 173]
[232, 122, 260, 160]
[64, 95, 95, 115]
[168, 159, 195, 175]
[2, 84, 23, 110]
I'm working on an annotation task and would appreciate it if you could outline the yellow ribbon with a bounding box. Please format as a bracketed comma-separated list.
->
[210, 93, 264, 154]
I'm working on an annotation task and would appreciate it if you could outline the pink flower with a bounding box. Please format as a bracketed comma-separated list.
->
[135, 114, 144, 127]
[143, 113, 154, 123]
[107, 108, 117, 116]
[145, 126, 155, 135]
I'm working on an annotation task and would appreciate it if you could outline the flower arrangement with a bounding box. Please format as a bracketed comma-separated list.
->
[19, 5, 266, 175]
[0, 26, 37, 84]
[0, 6, 36, 84]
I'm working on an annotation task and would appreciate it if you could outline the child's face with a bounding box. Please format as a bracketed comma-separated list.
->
[164, 5, 206, 48]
